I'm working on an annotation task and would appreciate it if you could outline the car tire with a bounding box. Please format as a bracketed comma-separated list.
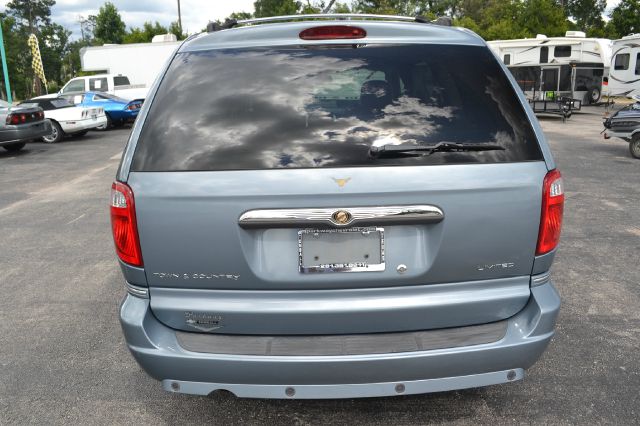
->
[42, 121, 63, 143]
[96, 114, 112, 131]
[630, 135, 640, 159]
[2, 142, 26, 152]
[588, 88, 601, 105]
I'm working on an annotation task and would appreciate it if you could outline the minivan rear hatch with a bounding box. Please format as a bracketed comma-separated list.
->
[127, 42, 546, 333]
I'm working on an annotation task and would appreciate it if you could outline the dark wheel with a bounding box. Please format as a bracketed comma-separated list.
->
[71, 130, 89, 138]
[588, 87, 601, 105]
[2, 142, 26, 152]
[42, 121, 63, 143]
[96, 114, 112, 131]
[630, 135, 640, 159]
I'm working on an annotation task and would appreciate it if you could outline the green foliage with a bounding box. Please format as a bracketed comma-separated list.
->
[3, 1, 66, 97]
[453, 15, 480, 34]
[254, 0, 301, 17]
[5, 0, 55, 30]
[168, 21, 186, 40]
[228, 11, 254, 20]
[301, 0, 322, 13]
[78, 15, 97, 42]
[0, 14, 30, 100]
[607, 0, 640, 39]
[333, 2, 353, 12]
[518, 0, 569, 37]
[94, 2, 126, 44]
[39, 22, 72, 85]
[123, 21, 168, 44]
[566, 0, 606, 34]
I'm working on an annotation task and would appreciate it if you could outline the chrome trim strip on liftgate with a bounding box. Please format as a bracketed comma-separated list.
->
[238, 205, 444, 229]
[162, 369, 524, 398]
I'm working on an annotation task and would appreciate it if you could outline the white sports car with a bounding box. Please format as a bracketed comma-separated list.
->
[19, 96, 107, 143]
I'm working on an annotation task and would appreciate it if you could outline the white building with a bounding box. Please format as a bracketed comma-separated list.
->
[488, 32, 612, 104]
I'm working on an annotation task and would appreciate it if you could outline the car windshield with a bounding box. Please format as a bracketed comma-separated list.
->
[133, 44, 542, 171]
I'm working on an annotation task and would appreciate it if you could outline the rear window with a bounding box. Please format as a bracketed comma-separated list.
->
[114, 76, 130, 86]
[132, 44, 542, 171]
[50, 99, 75, 109]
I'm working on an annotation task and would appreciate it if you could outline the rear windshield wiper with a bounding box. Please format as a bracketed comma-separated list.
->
[369, 142, 505, 158]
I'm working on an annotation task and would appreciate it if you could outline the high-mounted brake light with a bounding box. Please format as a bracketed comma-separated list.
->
[299, 25, 366, 40]
[110, 181, 143, 266]
[536, 169, 564, 255]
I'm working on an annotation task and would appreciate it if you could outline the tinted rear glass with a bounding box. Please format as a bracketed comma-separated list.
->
[132, 44, 542, 171]
[114, 76, 130, 86]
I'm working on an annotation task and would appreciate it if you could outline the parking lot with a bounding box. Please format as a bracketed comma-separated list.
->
[0, 107, 638, 424]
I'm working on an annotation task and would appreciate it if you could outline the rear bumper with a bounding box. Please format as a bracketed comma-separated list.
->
[603, 129, 638, 141]
[0, 120, 51, 145]
[60, 116, 107, 133]
[109, 110, 139, 122]
[120, 280, 560, 399]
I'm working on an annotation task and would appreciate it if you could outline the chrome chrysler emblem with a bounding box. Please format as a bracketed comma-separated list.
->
[332, 210, 352, 225]
[332, 177, 351, 188]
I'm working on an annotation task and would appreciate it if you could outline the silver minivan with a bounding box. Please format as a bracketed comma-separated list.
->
[112, 14, 563, 399]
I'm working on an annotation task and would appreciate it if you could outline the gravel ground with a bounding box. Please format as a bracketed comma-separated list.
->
[0, 107, 638, 425]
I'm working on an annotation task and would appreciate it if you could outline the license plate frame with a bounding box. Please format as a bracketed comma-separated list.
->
[298, 227, 385, 273]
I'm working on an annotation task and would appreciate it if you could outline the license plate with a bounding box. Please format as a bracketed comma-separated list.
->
[298, 227, 385, 273]
[91, 115, 97, 120]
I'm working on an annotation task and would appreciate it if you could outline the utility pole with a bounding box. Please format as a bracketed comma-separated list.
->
[0, 17, 12, 103]
[177, 0, 182, 35]
[323, 0, 337, 13]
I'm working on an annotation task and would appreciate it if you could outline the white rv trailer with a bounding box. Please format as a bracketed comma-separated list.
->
[80, 34, 181, 89]
[488, 32, 612, 104]
[606, 34, 640, 99]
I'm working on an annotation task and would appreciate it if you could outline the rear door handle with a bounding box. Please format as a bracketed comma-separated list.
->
[238, 205, 444, 229]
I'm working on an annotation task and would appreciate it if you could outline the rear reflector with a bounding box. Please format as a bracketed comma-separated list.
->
[299, 26, 366, 40]
[110, 181, 143, 266]
[536, 169, 564, 255]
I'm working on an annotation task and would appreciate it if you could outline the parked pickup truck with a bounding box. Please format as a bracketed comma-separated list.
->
[59, 74, 148, 101]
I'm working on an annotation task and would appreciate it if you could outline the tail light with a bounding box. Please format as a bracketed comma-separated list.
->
[299, 26, 366, 40]
[110, 181, 143, 266]
[6, 111, 45, 124]
[7, 113, 26, 125]
[536, 169, 564, 255]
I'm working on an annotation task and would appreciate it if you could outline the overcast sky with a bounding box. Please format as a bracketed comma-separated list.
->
[0, 0, 623, 40]
[0, 0, 256, 38]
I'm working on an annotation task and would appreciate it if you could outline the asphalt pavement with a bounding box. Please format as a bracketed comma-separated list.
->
[0, 108, 638, 424]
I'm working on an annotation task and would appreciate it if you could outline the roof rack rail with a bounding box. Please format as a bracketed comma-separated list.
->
[206, 13, 452, 33]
